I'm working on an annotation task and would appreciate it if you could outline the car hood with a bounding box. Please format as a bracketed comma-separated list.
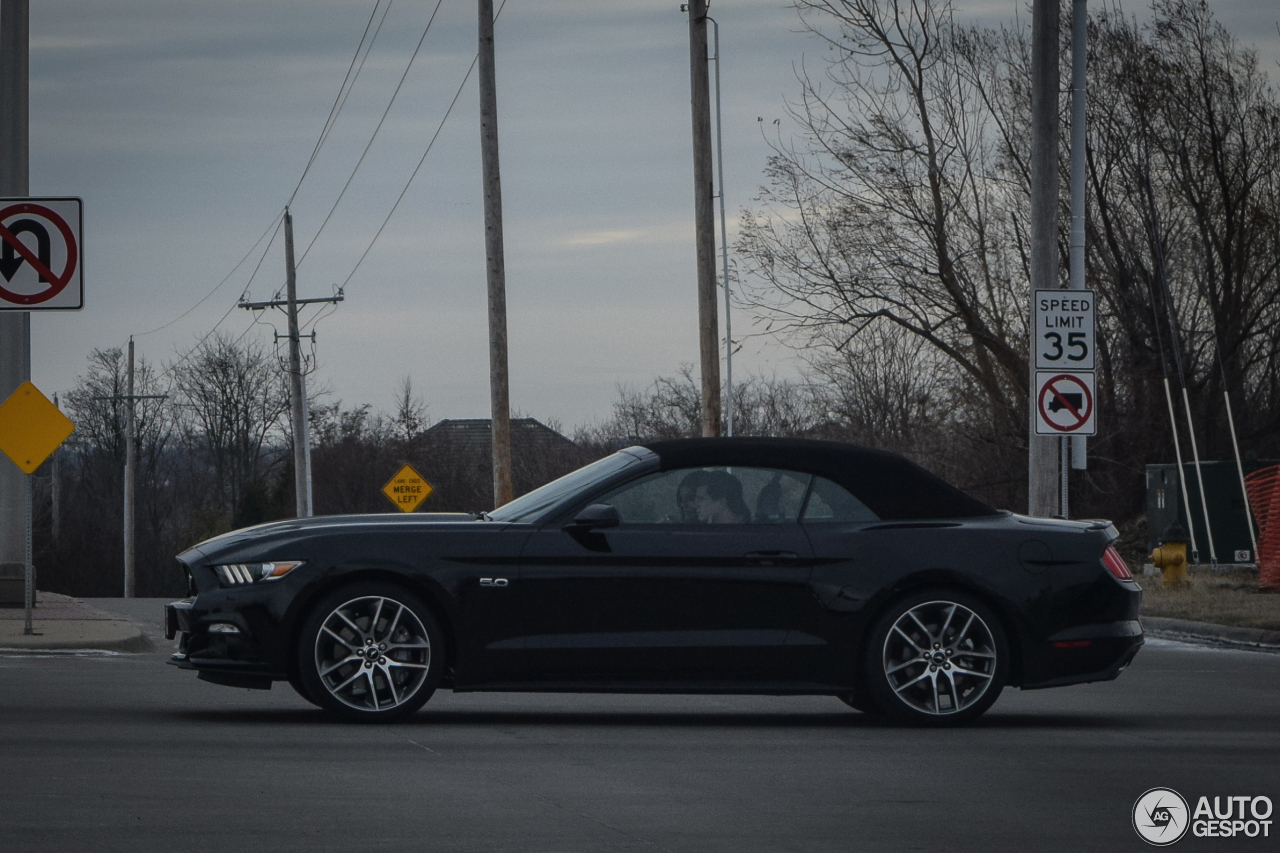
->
[180, 512, 485, 563]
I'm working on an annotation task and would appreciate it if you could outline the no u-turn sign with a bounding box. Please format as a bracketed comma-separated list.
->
[0, 197, 83, 310]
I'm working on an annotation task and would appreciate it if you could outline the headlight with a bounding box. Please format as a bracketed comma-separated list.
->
[213, 561, 303, 586]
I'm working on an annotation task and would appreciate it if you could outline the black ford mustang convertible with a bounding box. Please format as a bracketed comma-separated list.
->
[166, 437, 1143, 725]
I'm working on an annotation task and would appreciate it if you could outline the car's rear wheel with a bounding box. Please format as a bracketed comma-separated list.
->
[864, 590, 1007, 726]
[296, 582, 442, 722]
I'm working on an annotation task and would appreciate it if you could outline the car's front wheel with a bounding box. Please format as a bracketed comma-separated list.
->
[296, 582, 443, 722]
[864, 590, 1007, 726]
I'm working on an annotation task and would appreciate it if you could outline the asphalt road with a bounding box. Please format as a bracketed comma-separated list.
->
[0, 599, 1276, 853]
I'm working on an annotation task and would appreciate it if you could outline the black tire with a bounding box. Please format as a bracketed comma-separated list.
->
[863, 589, 1008, 726]
[838, 690, 880, 714]
[296, 581, 443, 723]
[287, 671, 321, 707]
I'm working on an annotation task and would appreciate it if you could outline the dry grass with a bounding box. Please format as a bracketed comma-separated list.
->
[1138, 566, 1280, 631]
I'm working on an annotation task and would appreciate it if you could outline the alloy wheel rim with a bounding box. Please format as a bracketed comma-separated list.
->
[881, 600, 996, 715]
[314, 596, 431, 712]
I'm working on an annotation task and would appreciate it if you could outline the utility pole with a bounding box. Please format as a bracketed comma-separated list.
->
[96, 340, 165, 598]
[687, 0, 721, 437]
[238, 210, 342, 519]
[283, 209, 311, 518]
[0, 0, 30, 621]
[51, 392, 59, 544]
[124, 338, 135, 596]
[479, 0, 512, 506]
[1028, 0, 1061, 517]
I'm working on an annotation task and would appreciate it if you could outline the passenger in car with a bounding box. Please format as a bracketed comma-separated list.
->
[690, 471, 749, 524]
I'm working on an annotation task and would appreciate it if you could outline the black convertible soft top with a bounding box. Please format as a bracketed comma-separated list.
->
[642, 437, 997, 521]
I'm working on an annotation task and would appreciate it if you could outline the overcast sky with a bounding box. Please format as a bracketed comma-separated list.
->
[21, 0, 1280, 431]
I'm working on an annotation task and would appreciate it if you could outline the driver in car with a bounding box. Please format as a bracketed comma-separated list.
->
[677, 470, 749, 524]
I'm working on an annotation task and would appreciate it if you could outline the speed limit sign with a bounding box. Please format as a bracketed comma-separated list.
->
[1033, 289, 1094, 370]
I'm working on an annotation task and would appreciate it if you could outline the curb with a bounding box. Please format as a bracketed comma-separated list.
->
[0, 620, 155, 653]
[1143, 616, 1280, 652]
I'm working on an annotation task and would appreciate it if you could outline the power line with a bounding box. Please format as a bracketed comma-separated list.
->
[158, 213, 285, 383]
[132, 209, 283, 338]
[297, 0, 447, 267]
[320, 0, 396, 163]
[339, 54, 479, 291]
[287, 0, 390, 207]
[133, 3, 383, 344]
[338, 0, 509, 290]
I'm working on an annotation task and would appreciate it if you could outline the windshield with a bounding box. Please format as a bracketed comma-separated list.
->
[488, 450, 646, 523]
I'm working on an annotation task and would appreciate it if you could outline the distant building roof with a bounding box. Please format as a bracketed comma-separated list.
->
[422, 418, 575, 451]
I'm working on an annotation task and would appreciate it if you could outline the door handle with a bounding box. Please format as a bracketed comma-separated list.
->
[743, 550, 799, 566]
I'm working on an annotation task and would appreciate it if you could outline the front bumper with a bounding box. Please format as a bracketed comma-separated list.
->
[166, 593, 288, 689]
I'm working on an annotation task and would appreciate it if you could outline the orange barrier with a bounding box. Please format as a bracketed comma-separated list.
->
[1243, 465, 1280, 592]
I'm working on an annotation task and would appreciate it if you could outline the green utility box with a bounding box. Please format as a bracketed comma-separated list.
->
[1145, 461, 1269, 563]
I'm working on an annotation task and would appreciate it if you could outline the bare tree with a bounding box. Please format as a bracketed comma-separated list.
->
[737, 0, 1280, 520]
[739, 0, 1032, 442]
[171, 333, 289, 530]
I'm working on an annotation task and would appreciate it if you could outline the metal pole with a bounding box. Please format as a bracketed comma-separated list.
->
[1164, 377, 1198, 557]
[709, 16, 732, 436]
[123, 337, 135, 597]
[1059, 434, 1068, 518]
[479, 0, 512, 507]
[1182, 386, 1216, 565]
[283, 209, 312, 518]
[1224, 391, 1258, 561]
[688, 0, 721, 437]
[0, 0, 31, 629]
[51, 392, 59, 543]
[1068, 0, 1088, 475]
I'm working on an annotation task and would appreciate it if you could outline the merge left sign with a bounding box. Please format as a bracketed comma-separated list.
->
[0, 197, 83, 310]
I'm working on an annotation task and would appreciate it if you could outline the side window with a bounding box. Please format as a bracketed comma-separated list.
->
[596, 467, 812, 525]
[801, 476, 879, 523]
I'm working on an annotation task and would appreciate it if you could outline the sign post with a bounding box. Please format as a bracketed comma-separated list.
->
[0, 380, 75, 633]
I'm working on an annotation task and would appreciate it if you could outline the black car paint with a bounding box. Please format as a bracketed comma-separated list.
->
[167, 440, 1142, 699]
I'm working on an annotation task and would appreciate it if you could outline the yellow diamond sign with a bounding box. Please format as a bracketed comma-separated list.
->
[382, 463, 433, 512]
[0, 381, 74, 474]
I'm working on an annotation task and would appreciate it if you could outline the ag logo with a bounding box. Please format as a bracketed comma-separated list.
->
[1134, 788, 1191, 845]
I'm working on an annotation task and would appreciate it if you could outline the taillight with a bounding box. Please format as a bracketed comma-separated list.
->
[1101, 546, 1132, 580]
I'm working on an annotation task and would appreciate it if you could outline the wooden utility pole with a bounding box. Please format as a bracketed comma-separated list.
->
[283, 208, 312, 518]
[687, 0, 721, 437]
[1028, 0, 1061, 517]
[238, 219, 341, 519]
[479, 0, 512, 506]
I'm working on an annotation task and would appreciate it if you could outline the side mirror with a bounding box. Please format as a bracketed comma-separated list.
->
[566, 503, 621, 531]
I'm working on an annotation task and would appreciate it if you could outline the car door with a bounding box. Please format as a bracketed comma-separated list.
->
[786, 476, 885, 685]
[515, 467, 816, 686]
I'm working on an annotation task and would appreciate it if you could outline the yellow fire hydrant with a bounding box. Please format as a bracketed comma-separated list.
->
[1150, 523, 1189, 588]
